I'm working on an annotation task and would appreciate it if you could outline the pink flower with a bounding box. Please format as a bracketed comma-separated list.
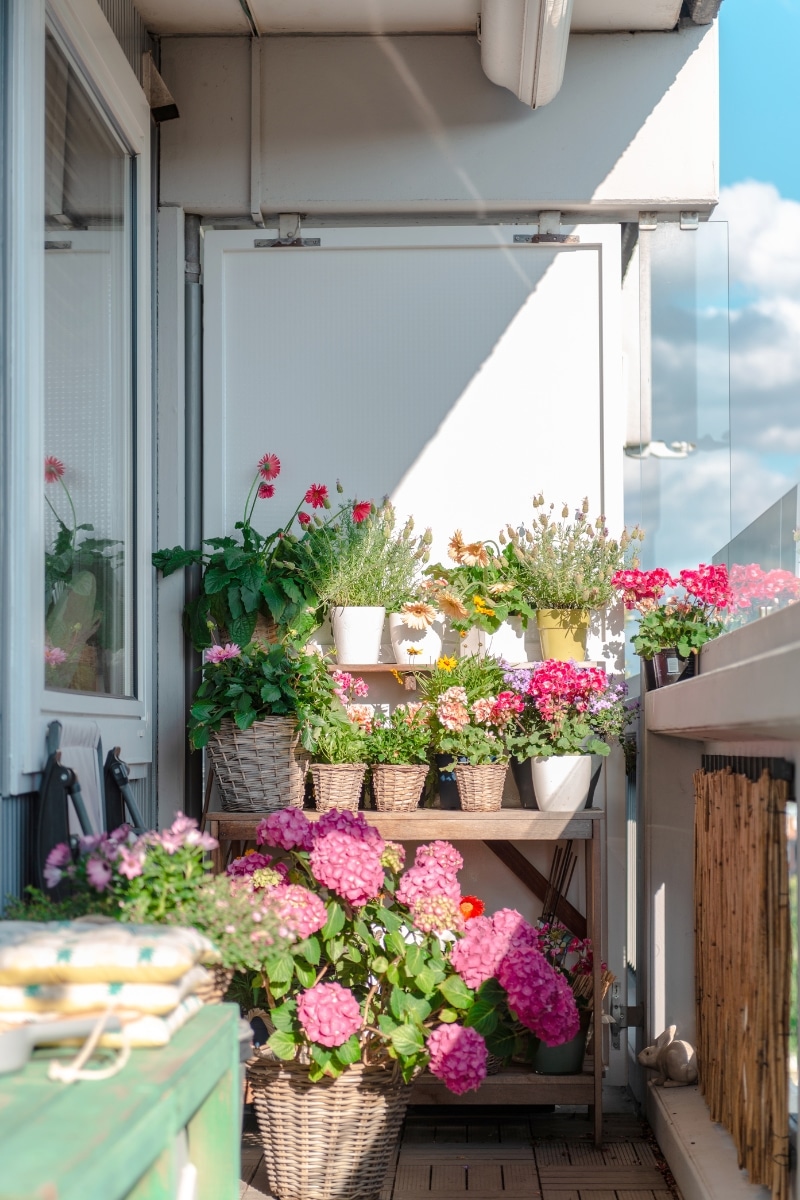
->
[497, 943, 580, 1046]
[436, 687, 470, 732]
[43, 842, 71, 888]
[309, 810, 385, 907]
[44, 645, 67, 666]
[415, 842, 463, 875]
[449, 908, 539, 989]
[258, 483, 275, 499]
[298, 512, 311, 526]
[258, 453, 281, 481]
[352, 501, 372, 524]
[612, 567, 675, 611]
[426, 1024, 487, 1094]
[118, 846, 145, 879]
[297, 982, 362, 1047]
[266, 883, 327, 940]
[678, 564, 733, 611]
[346, 703, 373, 732]
[86, 856, 113, 892]
[304, 483, 328, 509]
[257, 808, 314, 851]
[397, 863, 460, 908]
[412, 895, 464, 934]
[380, 841, 405, 872]
[227, 851, 275, 877]
[205, 643, 241, 664]
[471, 696, 495, 724]
[44, 455, 65, 483]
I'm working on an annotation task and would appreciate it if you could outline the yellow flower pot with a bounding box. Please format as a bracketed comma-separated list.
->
[536, 609, 590, 661]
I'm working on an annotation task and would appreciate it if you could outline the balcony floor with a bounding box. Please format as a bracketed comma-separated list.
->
[240, 1088, 682, 1200]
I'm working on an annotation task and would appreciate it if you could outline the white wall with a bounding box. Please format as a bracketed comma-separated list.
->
[159, 28, 719, 221]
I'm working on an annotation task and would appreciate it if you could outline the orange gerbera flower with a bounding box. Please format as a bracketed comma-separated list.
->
[459, 895, 485, 920]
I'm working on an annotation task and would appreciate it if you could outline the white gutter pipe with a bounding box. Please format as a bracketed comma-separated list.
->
[480, 0, 574, 109]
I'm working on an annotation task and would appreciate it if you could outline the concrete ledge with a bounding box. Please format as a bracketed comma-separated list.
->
[647, 1081, 769, 1200]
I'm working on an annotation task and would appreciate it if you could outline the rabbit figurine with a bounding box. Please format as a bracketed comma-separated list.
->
[637, 1026, 698, 1087]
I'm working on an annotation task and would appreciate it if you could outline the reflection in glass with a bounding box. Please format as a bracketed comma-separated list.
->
[43, 31, 133, 696]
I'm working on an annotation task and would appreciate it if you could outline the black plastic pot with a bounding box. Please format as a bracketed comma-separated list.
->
[644, 649, 697, 689]
[435, 753, 461, 810]
[510, 757, 538, 810]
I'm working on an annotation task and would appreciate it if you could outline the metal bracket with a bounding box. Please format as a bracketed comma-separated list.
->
[609, 982, 644, 1049]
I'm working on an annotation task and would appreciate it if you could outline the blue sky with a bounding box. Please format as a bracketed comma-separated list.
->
[720, 0, 800, 200]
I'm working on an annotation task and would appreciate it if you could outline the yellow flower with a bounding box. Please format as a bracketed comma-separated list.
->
[438, 590, 468, 619]
[391, 670, 404, 686]
[437, 656, 458, 672]
[406, 646, 423, 656]
[472, 594, 495, 617]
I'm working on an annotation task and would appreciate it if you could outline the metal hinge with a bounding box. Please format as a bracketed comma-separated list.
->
[609, 982, 644, 1049]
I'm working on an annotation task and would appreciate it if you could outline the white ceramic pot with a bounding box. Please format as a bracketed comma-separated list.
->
[388, 613, 444, 665]
[484, 616, 527, 664]
[329, 606, 386, 664]
[459, 627, 485, 658]
[531, 754, 593, 812]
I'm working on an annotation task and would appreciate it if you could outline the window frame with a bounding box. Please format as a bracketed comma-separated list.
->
[2, 0, 152, 794]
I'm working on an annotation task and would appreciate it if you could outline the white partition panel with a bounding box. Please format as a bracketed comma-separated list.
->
[203, 226, 622, 565]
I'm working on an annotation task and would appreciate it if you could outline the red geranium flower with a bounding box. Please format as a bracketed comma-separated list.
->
[298, 511, 311, 526]
[459, 895, 485, 920]
[44, 455, 65, 483]
[258, 483, 275, 499]
[352, 501, 372, 524]
[258, 453, 281, 481]
[304, 483, 328, 509]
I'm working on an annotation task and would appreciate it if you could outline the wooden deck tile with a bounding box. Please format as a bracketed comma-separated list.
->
[502, 1162, 541, 1195]
[431, 1162, 469, 1192]
[538, 1167, 666, 1189]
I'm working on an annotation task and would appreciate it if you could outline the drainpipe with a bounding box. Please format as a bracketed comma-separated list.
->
[184, 215, 203, 819]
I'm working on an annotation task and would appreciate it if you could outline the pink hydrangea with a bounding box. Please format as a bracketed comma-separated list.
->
[426, 1024, 487, 1094]
[266, 883, 328, 940]
[449, 909, 539, 989]
[491, 908, 540, 954]
[497, 944, 580, 1047]
[309, 810, 385, 906]
[412, 895, 464, 935]
[381, 841, 406, 872]
[396, 863, 460, 908]
[415, 841, 463, 874]
[256, 808, 314, 852]
[297, 982, 362, 1047]
[227, 851, 275, 877]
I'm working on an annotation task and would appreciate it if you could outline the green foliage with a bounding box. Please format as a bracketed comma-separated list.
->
[296, 501, 431, 611]
[505, 716, 610, 760]
[425, 539, 535, 633]
[507, 496, 642, 610]
[632, 604, 723, 660]
[312, 717, 368, 765]
[4, 884, 118, 921]
[188, 641, 340, 752]
[418, 655, 506, 707]
[438, 722, 509, 766]
[365, 705, 432, 765]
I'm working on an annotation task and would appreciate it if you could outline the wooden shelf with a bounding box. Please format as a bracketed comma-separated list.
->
[410, 1065, 596, 1107]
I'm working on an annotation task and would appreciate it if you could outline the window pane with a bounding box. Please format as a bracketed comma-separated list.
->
[43, 30, 133, 697]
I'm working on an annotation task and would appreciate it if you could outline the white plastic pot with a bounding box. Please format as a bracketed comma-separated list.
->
[459, 617, 527, 664]
[329, 606, 385, 665]
[388, 613, 444, 665]
[531, 754, 592, 812]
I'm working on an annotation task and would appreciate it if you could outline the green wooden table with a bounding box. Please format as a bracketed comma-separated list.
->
[0, 1003, 241, 1200]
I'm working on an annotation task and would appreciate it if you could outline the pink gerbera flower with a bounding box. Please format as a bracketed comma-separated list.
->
[258, 453, 281, 481]
[258, 483, 275, 499]
[44, 455, 65, 483]
[304, 483, 328, 509]
[205, 643, 241, 664]
[45, 645, 67, 666]
[352, 501, 372, 524]
[298, 512, 311, 526]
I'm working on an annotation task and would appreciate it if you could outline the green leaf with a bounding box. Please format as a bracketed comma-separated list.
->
[295, 936, 321, 966]
[463, 999, 499, 1037]
[333, 1035, 362, 1067]
[438, 1008, 459, 1024]
[321, 901, 345, 940]
[485, 1027, 518, 1060]
[267, 1030, 298, 1061]
[328, 937, 346, 963]
[388, 930, 409, 958]
[266, 954, 295, 984]
[310, 1044, 334, 1070]
[405, 943, 426, 976]
[269, 1001, 297, 1032]
[390, 1024, 425, 1056]
[438, 974, 475, 1010]
[294, 959, 317, 987]
[377, 1014, 398, 1035]
[370, 956, 389, 975]
[414, 966, 440, 996]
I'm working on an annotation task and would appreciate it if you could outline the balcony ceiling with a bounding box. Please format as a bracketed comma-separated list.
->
[135, 0, 685, 37]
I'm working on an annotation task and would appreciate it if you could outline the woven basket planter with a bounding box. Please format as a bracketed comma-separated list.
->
[195, 965, 234, 1005]
[371, 763, 428, 812]
[206, 717, 309, 813]
[248, 1058, 410, 1200]
[311, 763, 367, 812]
[454, 763, 507, 812]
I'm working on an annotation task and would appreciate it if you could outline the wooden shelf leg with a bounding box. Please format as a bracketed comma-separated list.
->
[589, 822, 603, 1147]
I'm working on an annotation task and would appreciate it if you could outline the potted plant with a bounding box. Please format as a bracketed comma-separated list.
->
[503, 660, 628, 812]
[529, 922, 615, 1074]
[507, 497, 643, 661]
[729, 563, 800, 617]
[613, 564, 733, 686]
[309, 711, 369, 813]
[233, 806, 580, 1200]
[365, 703, 432, 811]
[425, 532, 534, 663]
[153, 452, 361, 649]
[44, 455, 124, 693]
[388, 582, 446, 665]
[189, 640, 339, 811]
[297, 500, 432, 664]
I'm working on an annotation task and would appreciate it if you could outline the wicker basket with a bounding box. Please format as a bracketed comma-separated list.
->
[454, 763, 508, 811]
[206, 716, 309, 812]
[195, 964, 234, 1005]
[371, 763, 428, 812]
[248, 1058, 410, 1200]
[310, 763, 366, 812]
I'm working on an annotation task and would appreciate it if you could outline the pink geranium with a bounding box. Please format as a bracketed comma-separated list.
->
[612, 567, 675, 611]
[426, 1024, 487, 1094]
[297, 982, 362, 1047]
[678, 564, 733, 611]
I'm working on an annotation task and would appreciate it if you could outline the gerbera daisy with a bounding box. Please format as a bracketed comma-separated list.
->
[447, 530, 466, 563]
[44, 455, 65, 483]
[437, 591, 468, 620]
[400, 601, 437, 630]
[258, 453, 281, 481]
[352, 501, 372, 524]
[258, 483, 275, 499]
[459, 895, 485, 920]
[461, 542, 490, 568]
[298, 511, 311, 526]
[488, 582, 515, 595]
[304, 483, 328, 509]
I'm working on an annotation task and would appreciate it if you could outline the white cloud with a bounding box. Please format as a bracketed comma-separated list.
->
[728, 296, 800, 391]
[716, 182, 800, 300]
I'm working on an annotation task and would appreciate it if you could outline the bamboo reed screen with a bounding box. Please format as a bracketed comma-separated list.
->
[694, 765, 791, 1200]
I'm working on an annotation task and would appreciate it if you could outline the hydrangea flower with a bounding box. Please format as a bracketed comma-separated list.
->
[450, 908, 539, 989]
[227, 851, 275, 877]
[411, 895, 464, 935]
[309, 810, 385, 907]
[415, 841, 463, 875]
[266, 884, 328, 940]
[497, 943, 580, 1046]
[426, 1024, 487, 1094]
[380, 841, 405, 872]
[297, 982, 362, 1047]
[256, 808, 314, 852]
[396, 863, 460, 908]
